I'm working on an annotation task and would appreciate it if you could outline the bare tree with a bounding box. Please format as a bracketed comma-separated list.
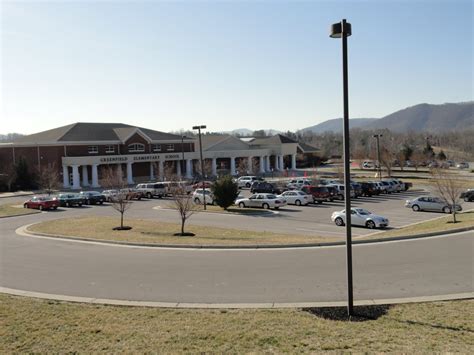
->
[430, 168, 464, 223]
[236, 158, 249, 176]
[169, 183, 200, 236]
[102, 166, 133, 230]
[37, 163, 61, 195]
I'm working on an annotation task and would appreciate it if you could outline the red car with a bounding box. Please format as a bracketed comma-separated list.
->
[24, 196, 59, 211]
[192, 181, 213, 190]
[301, 186, 331, 204]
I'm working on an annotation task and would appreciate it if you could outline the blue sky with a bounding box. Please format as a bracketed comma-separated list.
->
[1, 0, 472, 134]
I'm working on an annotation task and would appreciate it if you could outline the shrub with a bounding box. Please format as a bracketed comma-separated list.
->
[211, 175, 239, 210]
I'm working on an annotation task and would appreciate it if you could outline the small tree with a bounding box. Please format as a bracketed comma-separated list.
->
[430, 168, 464, 223]
[14, 157, 36, 190]
[37, 163, 60, 195]
[437, 150, 447, 161]
[170, 184, 199, 236]
[102, 166, 133, 230]
[211, 175, 239, 210]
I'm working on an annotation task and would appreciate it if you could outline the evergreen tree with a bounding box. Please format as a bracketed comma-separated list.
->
[422, 141, 435, 158]
[14, 157, 36, 190]
[437, 150, 447, 161]
[211, 175, 239, 210]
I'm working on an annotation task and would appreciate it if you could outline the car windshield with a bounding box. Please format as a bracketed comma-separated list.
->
[355, 209, 371, 215]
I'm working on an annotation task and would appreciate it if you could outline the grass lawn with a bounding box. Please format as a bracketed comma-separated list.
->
[362, 210, 474, 240]
[0, 294, 472, 352]
[28, 216, 338, 245]
[0, 204, 40, 217]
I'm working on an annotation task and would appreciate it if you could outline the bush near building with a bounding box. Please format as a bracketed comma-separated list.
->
[211, 175, 239, 210]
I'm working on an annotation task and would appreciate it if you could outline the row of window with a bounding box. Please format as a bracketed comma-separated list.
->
[87, 144, 176, 154]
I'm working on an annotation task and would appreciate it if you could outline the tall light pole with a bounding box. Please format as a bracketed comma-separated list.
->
[192, 125, 207, 210]
[181, 135, 186, 179]
[373, 134, 383, 180]
[330, 18, 354, 317]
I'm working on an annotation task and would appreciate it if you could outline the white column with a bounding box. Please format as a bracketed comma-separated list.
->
[247, 156, 253, 174]
[62, 165, 69, 188]
[259, 156, 265, 173]
[116, 164, 123, 181]
[186, 159, 192, 179]
[91, 164, 100, 188]
[275, 156, 280, 171]
[291, 154, 297, 170]
[127, 162, 134, 185]
[176, 161, 182, 177]
[212, 158, 217, 176]
[71, 165, 80, 190]
[279, 155, 284, 171]
[159, 161, 164, 180]
[82, 165, 89, 187]
[150, 162, 155, 180]
[266, 156, 271, 172]
[230, 157, 236, 175]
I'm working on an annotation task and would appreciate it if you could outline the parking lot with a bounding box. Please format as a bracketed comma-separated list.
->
[4, 186, 463, 239]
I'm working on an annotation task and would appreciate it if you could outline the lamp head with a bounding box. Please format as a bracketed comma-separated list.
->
[330, 20, 352, 38]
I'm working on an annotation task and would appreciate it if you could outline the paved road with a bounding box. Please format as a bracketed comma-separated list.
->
[0, 211, 472, 304]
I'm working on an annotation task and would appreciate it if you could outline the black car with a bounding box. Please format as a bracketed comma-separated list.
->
[250, 181, 281, 194]
[460, 190, 474, 202]
[79, 191, 107, 205]
[360, 182, 377, 197]
[55, 193, 83, 207]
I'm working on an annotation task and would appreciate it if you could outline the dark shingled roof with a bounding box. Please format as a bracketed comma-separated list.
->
[12, 122, 188, 143]
[298, 142, 320, 153]
[249, 134, 298, 146]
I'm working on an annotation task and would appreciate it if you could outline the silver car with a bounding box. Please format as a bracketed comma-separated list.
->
[236, 193, 287, 210]
[405, 196, 462, 213]
[331, 208, 389, 229]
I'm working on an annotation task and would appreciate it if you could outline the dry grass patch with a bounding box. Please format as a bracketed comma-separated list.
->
[1, 294, 472, 353]
[28, 216, 337, 245]
[0, 204, 40, 217]
[362, 210, 474, 240]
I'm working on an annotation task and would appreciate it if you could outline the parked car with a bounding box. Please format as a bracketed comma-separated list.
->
[55, 193, 83, 207]
[331, 208, 389, 229]
[236, 176, 261, 188]
[79, 191, 106, 205]
[350, 182, 363, 197]
[23, 195, 59, 211]
[301, 185, 331, 204]
[102, 189, 119, 202]
[236, 193, 287, 210]
[324, 184, 355, 200]
[119, 188, 143, 200]
[286, 178, 312, 190]
[456, 162, 470, 169]
[460, 190, 474, 202]
[192, 188, 215, 205]
[405, 196, 462, 213]
[277, 190, 311, 206]
[360, 182, 377, 197]
[192, 181, 214, 190]
[250, 181, 281, 194]
[135, 183, 166, 199]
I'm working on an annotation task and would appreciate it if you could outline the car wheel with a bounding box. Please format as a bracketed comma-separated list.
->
[317, 200, 323, 204]
[262, 203, 270, 209]
[335, 217, 344, 226]
[295, 200, 301, 206]
[212, 200, 217, 206]
[246, 183, 251, 188]
[23, 203, 27, 208]
[78, 203, 83, 207]
[86, 199, 90, 205]
[65, 202, 70, 207]
[100, 201, 104, 205]
[338, 195, 344, 200]
[53, 206, 58, 210]
[238, 202, 245, 208]
[464, 197, 470, 202]
[443, 206, 451, 214]
[39, 205, 43, 211]
[146, 192, 152, 199]
[194, 198, 201, 204]
[412, 204, 420, 212]
[366, 220, 376, 229]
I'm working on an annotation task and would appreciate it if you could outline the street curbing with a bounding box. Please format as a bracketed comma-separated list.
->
[18, 222, 474, 250]
[0, 286, 472, 309]
[152, 205, 279, 216]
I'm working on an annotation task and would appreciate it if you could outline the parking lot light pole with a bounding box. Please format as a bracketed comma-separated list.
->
[192, 125, 207, 210]
[330, 18, 354, 317]
[373, 134, 383, 180]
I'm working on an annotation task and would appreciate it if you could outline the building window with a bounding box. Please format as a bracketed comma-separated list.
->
[88, 146, 98, 154]
[105, 145, 115, 154]
[166, 144, 174, 151]
[128, 143, 145, 152]
[152, 144, 161, 152]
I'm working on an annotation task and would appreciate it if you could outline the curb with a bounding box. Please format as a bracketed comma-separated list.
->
[19, 223, 474, 250]
[0, 286, 472, 309]
[152, 205, 278, 216]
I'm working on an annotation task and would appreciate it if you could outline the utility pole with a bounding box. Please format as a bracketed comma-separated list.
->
[192, 125, 207, 210]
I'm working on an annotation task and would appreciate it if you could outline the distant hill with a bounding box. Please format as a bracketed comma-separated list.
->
[365, 102, 474, 132]
[300, 118, 377, 134]
[225, 128, 282, 136]
[300, 102, 474, 133]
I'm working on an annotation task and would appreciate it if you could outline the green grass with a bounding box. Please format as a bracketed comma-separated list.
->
[0, 294, 472, 352]
[0, 204, 40, 217]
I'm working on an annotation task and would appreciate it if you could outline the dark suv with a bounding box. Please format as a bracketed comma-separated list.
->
[301, 186, 331, 204]
[250, 181, 281, 194]
[79, 191, 106, 205]
[360, 182, 377, 197]
[460, 190, 474, 202]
